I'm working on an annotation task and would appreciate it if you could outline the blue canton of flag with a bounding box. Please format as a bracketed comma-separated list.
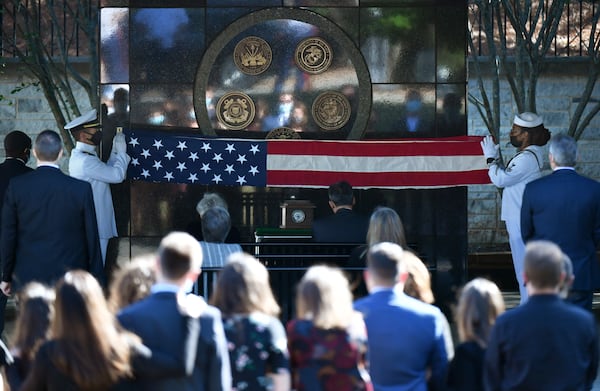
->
[126, 129, 267, 187]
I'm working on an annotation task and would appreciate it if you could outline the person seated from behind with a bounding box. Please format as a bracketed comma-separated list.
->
[312, 180, 369, 243]
[186, 192, 241, 243]
[5, 282, 54, 391]
[348, 206, 407, 299]
[199, 207, 243, 269]
[447, 278, 505, 391]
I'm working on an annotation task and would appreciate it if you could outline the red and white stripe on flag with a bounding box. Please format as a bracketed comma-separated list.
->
[266, 136, 490, 189]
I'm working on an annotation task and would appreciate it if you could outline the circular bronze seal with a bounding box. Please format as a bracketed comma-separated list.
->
[311, 92, 351, 131]
[295, 37, 332, 74]
[266, 127, 301, 139]
[233, 36, 272, 75]
[216, 92, 256, 130]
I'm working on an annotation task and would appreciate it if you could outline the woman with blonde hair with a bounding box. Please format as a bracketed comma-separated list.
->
[287, 265, 371, 391]
[210, 252, 290, 391]
[447, 277, 505, 390]
[21, 270, 145, 390]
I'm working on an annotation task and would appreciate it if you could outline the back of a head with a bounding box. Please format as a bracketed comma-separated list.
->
[159, 231, 203, 280]
[53, 270, 134, 389]
[4, 130, 32, 157]
[13, 282, 55, 362]
[53, 271, 109, 339]
[366, 242, 404, 286]
[210, 252, 280, 317]
[196, 192, 228, 217]
[455, 278, 505, 347]
[201, 206, 232, 243]
[402, 252, 434, 304]
[367, 207, 407, 247]
[328, 180, 353, 206]
[34, 129, 63, 162]
[559, 253, 574, 299]
[109, 255, 156, 312]
[524, 240, 564, 290]
[296, 265, 353, 330]
[549, 133, 577, 167]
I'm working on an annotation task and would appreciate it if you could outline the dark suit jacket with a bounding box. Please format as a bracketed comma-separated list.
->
[0, 166, 104, 290]
[521, 169, 600, 290]
[117, 291, 231, 391]
[0, 158, 33, 263]
[484, 294, 598, 391]
[0, 158, 33, 209]
[312, 208, 369, 243]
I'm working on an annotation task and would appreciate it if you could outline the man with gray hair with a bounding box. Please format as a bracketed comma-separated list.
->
[199, 207, 242, 268]
[484, 240, 598, 390]
[521, 134, 600, 310]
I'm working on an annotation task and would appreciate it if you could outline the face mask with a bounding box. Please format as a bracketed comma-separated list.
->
[86, 130, 103, 146]
[406, 100, 422, 113]
[510, 135, 522, 148]
[278, 102, 293, 115]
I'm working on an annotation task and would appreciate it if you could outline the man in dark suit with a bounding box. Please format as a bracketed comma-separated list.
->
[0, 131, 33, 335]
[118, 231, 231, 391]
[521, 134, 600, 310]
[484, 240, 598, 390]
[354, 242, 449, 391]
[312, 180, 369, 243]
[0, 130, 104, 295]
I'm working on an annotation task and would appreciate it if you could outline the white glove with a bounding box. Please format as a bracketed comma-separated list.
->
[112, 132, 127, 154]
[480, 135, 499, 159]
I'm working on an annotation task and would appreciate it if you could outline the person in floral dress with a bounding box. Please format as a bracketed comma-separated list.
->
[210, 252, 290, 391]
[287, 265, 372, 391]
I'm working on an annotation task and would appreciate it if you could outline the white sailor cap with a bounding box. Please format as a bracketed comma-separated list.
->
[64, 109, 101, 131]
[513, 112, 543, 128]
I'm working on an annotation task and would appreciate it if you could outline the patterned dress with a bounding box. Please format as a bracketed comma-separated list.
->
[222, 313, 289, 391]
[287, 317, 372, 391]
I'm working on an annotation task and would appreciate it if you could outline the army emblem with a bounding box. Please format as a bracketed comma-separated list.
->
[216, 92, 256, 130]
[295, 37, 332, 74]
[312, 92, 351, 131]
[233, 36, 272, 75]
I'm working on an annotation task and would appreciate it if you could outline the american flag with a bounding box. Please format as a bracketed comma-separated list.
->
[126, 129, 490, 189]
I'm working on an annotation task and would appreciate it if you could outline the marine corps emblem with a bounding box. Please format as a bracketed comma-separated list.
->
[234, 36, 272, 75]
[216, 92, 256, 130]
[295, 37, 332, 74]
[312, 92, 351, 131]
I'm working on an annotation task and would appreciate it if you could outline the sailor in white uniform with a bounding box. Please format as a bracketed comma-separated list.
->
[480, 112, 551, 304]
[66, 109, 130, 264]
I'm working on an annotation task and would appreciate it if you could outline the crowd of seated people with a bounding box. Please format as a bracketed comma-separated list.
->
[0, 213, 596, 390]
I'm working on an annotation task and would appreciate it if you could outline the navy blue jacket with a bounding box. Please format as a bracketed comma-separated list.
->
[521, 169, 600, 290]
